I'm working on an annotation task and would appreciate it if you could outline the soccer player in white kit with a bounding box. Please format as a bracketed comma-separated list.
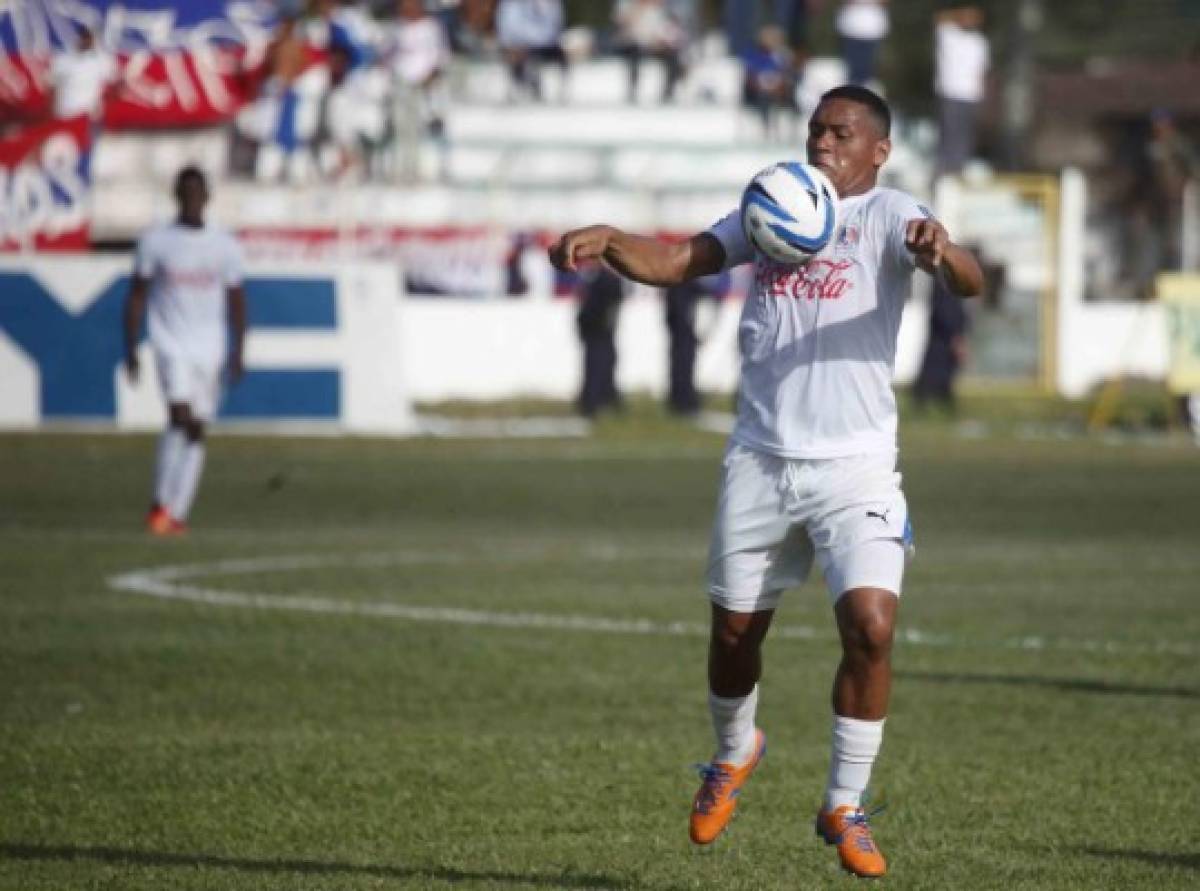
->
[123, 166, 246, 535]
[549, 86, 983, 878]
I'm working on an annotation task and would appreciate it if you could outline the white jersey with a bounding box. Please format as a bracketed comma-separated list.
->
[935, 22, 990, 103]
[134, 222, 244, 364]
[709, 186, 929, 459]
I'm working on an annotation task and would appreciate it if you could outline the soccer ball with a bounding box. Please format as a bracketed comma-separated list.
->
[740, 162, 838, 265]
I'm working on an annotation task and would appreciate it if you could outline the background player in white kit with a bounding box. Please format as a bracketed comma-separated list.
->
[548, 86, 983, 879]
[123, 166, 246, 536]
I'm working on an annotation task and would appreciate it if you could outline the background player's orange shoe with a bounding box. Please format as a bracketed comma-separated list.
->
[688, 728, 766, 845]
[815, 805, 887, 878]
[145, 505, 173, 536]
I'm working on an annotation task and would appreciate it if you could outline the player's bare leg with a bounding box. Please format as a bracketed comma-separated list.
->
[690, 605, 774, 844]
[816, 586, 897, 878]
[831, 587, 897, 720]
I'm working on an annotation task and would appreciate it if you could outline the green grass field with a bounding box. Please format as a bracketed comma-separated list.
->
[2, 410, 1198, 890]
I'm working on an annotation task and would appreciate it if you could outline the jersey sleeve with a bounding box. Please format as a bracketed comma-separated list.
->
[706, 210, 754, 269]
[133, 230, 158, 279]
[883, 190, 935, 271]
[222, 234, 246, 287]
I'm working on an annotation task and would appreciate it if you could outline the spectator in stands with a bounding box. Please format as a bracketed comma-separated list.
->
[48, 24, 118, 124]
[310, 0, 379, 71]
[576, 267, 625, 417]
[612, 0, 688, 104]
[445, 0, 498, 56]
[317, 45, 367, 178]
[933, 5, 989, 178]
[741, 25, 797, 140]
[386, 0, 450, 146]
[1144, 109, 1199, 274]
[309, 0, 389, 179]
[255, 16, 313, 182]
[496, 0, 567, 102]
[776, 0, 812, 96]
[834, 0, 888, 87]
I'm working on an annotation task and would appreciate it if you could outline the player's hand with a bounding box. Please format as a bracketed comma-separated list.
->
[124, 352, 140, 384]
[905, 218, 950, 268]
[225, 355, 245, 385]
[548, 225, 614, 272]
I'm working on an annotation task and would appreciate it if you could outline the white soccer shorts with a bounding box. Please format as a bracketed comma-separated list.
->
[706, 443, 914, 612]
[154, 350, 223, 420]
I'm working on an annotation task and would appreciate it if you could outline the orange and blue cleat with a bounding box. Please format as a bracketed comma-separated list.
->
[688, 728, 766, 845]
[815, 804, 887, 878]
[146, 505, 187, 537]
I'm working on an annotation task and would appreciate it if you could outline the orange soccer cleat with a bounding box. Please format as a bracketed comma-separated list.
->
[688, 728, 766, 845]
[146, 506, 187, 537]
[145, 505, 174, 536]
[815, 805, 887, 878]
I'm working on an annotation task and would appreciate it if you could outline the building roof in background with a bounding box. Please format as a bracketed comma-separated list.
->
[1039, 60, 1200, 119]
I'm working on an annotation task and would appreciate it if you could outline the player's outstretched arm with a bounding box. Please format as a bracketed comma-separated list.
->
[123, 276, 149, 383]
[904, 218, 984, 298]
[548, 225, 726, 287]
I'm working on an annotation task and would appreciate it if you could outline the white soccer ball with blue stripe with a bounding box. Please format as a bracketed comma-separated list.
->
[740, 162, 838, 265]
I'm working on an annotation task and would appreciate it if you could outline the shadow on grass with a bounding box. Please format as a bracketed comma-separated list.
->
[898, 670, 1200, 700]
[0, 843, 629, 889]
[1079, 846, 1200, 870]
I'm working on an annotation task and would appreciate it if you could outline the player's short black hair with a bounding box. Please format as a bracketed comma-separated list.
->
[819, 85, 891, 138]
[174, 165, 208, 195]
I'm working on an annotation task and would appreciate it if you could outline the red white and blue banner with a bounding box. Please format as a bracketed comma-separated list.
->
[0, 0, 277, 128]
[0, 115, 91, 251]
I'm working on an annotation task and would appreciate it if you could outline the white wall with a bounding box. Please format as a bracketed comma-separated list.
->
[1056, 168, 1168, 398]
[400, 289, 931, 403]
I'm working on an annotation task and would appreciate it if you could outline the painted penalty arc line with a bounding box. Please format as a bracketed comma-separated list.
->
[105, 554, 1198, 657]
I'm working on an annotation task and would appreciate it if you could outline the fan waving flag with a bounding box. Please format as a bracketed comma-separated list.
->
[0, 1, 278, 128]
[0, 116, 92, 251]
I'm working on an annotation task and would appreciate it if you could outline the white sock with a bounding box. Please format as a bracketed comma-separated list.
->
[166, 441, 206, 521]
[824, 715, 885, 811]
[154, 429, 187, 508]
[709, 686, 759, 765]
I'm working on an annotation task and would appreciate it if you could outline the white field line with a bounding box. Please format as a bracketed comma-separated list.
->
[103, 553, 1199, 657]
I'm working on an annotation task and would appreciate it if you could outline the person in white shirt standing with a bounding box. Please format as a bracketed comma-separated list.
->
[834, 0, 889, 87]
[934, 5, 990, 177]
[123, 166, 247, 536]
[49, 25, 117, 122]
[549, 85, 982, 879]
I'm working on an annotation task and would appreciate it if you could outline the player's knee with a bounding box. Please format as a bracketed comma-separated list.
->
[838, 600, 895, 661]
[184, 419, 205, 442]
[710, 618, 765, 662]
[843, 613, 894, 662]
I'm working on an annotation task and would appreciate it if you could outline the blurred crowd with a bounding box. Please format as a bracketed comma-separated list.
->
[33, 0, 910, 184]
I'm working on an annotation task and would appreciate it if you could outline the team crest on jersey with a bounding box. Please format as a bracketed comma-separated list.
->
[833, 224, 860, 256]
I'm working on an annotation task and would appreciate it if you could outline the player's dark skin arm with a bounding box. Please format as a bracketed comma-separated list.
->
[226, 285, 247, 384]
[548, 226, 726, 286]
[905, 218, 984, 298]
[123, 275, 150, 382]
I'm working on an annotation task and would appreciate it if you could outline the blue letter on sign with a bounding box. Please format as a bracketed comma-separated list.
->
[0, 272, 341, 421]
[0, 272, 127, 417]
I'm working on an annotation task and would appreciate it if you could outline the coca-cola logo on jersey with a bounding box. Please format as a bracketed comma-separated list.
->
[166, 268, 221, 289]
[756, 259, 853, 301]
